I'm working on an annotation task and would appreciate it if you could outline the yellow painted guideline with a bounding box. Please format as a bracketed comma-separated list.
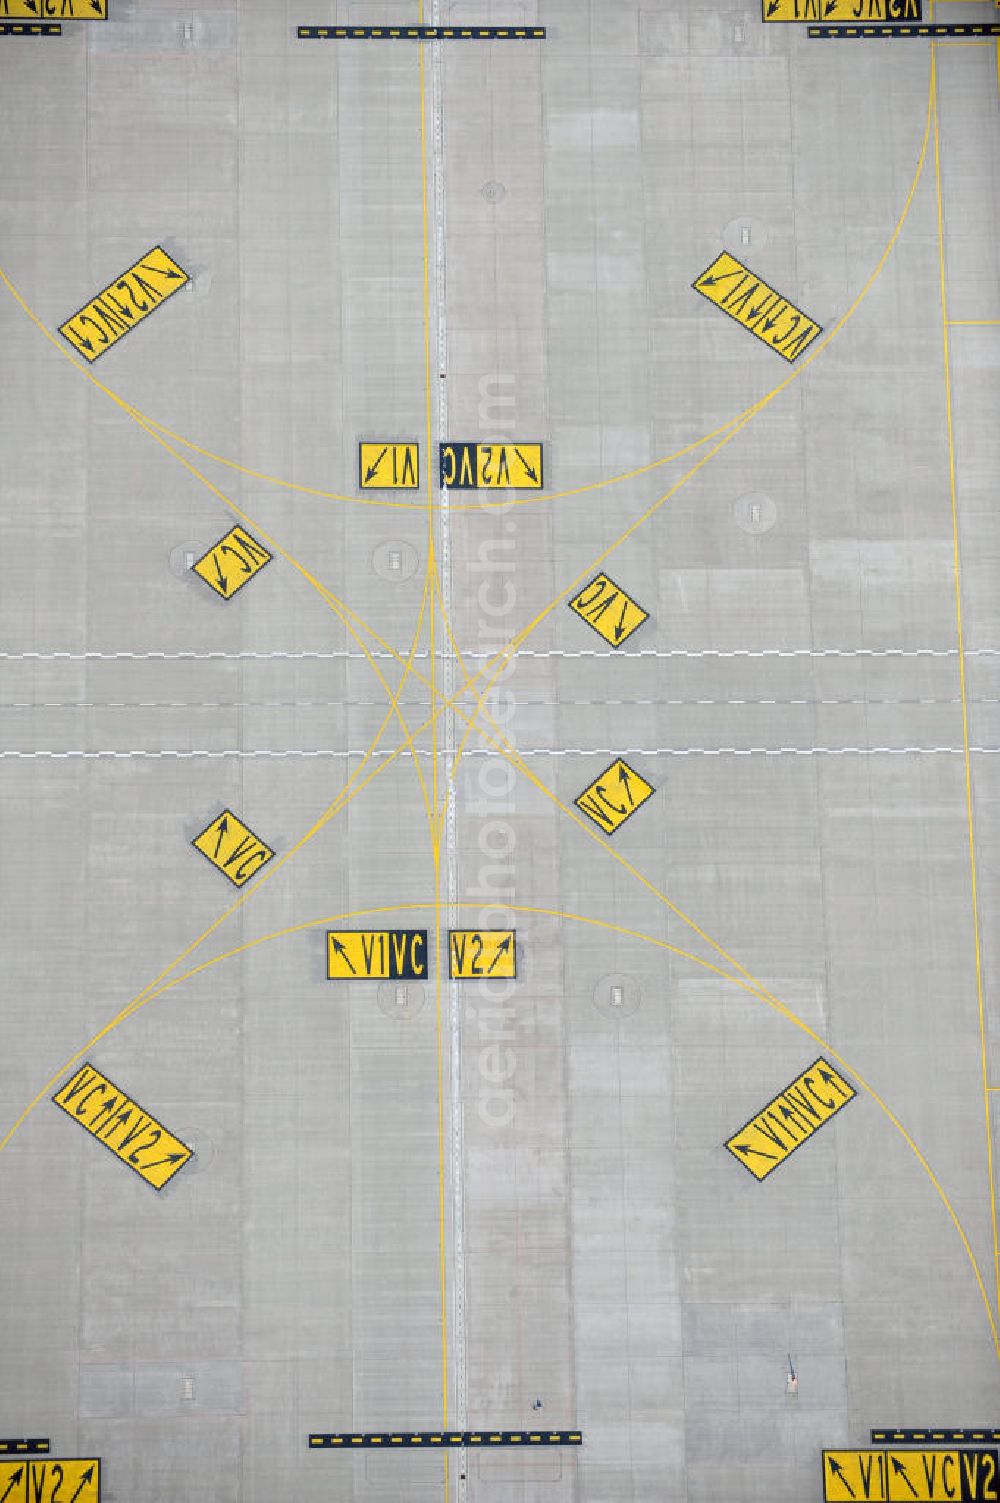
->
[568, 573, 649, 648]
[693, 251, 822, 363]
[824, 1449, 1000, 1502]
[449, 930, 516, 980]
[358, 442, 419, 491]
[192, 526, 271, 600]
[53, 1064, 191, 1191]
[439, 442, 544, 490]
[327, 930, 429, 980]
[58, 245, 188, 362]
[763, 0, 920, 19]
[574, 759, 654, 835]
[726, 1058, 855, 1181]
[192, 809, 275, 888]
[0, 0, 105, 15]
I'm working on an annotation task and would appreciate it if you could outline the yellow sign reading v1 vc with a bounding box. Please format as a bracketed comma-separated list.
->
[568, 574, 649, 648]
[59, 245, 188, 362]
[449, 930, 516, 980]
[53, 1063, 192, 1191]
[359, 442, 419, 491]
[192, 809, 275, 888]
[0, 1460, 101, 1503]
[824, 1449, 1000, 1503]
[327, 930, 428, 980]
[726, 1057, 855, 1181]
[693, 252, 822, 363]
[575, 759, 654, 835]
[0, 0, 106, 16]
[193, 527, 272, 600]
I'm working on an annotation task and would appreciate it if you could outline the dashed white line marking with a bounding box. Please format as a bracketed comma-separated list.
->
[1, 746, 997, 760]
[2, 647, 999, 664]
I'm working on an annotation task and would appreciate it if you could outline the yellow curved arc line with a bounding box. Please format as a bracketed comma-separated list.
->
[9, 896, 997, 1360]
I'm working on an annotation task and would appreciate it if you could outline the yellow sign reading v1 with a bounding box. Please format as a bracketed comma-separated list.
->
[693, 251, 822, 363]
[726, 1057, 855, 1181]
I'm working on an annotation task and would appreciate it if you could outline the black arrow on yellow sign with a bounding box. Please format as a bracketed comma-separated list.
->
[364, 446, 388, 484]
[890, 1457, 919, 1498]
[328, 935, 357, 975]
[513, 446, 538, 484]
[0, 1469, 23, 1503]
[487, 934, 513, 974]
[69, 1467, 96, 1503]
[827, 1458, 856, 1498]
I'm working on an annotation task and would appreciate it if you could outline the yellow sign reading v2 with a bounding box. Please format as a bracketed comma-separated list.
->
[53, 1063, 192, 1191]
[726, 1057, 855, 1181]
[0, 1459, 101, 1503]
[824, 1449, 999, 1503]
[192, 809, 275, 887]
[439, 442, 544, 490]
[327, 930, 428, 980]
[693, 252, 822, 363]
[575, 759, 654, 835]
[193, 527, 272, 600]
[568, 574, 649, 648]
[449, 930, 516, 980]
[59, 246, 188, 362]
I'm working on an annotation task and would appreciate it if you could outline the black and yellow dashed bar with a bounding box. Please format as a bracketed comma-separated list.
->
[297, 24, 546, 39]
[0, 20, 60, 30]
[0, 1441, 50, 1455]
[871, 1431, 1000, 1446]
[809, 21, 1000, 35]
[309, 1430, 582, 1449]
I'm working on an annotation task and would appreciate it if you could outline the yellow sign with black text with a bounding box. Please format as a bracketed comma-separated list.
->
[568, 574, 649, 648]
[358, 442, 419, 491]
[439, 442, 543, 490]
[0, 1460, 101, 1503]
[192, 809, 275, 887]
[58, 245, 188, 362]
[693, 252, 822, 363]
[0, 0, 106, 15]
[726, 1057, 855, 1181]
[824, 1450, 1000, 1502]
[574, 759, 654, 835]
[327, 930, 428, 980]
[53, 1064, 192, 1191]
[192, 527, 272, 600]
[763, 0, 920, 18]
[449, 930, 516, 980]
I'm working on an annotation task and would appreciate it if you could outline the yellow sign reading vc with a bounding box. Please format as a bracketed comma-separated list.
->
[568, 574, 649, 648]
[574, 759, 654, 835]
[59, 245, 188, 362]
[192, 526, 271, 600]
[53, 1064, 192, 1191]
[449, 930, 516, 980]
[824, 1449, 1000, 1503]
[0, 0, 106, 15]
[0, 1460, 101, 1503]
[763, 0, 920, 17]
[358, 442, 419, 491]
[693, 252, 822, 363]
[726, 1057, 855, 1181]
[192, 809, 275, 888]
[327, 930, 429, 980]
[439, 442, 543, 490]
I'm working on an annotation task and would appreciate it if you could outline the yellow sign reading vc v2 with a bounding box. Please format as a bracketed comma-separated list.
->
[59, 245, 188, 361]
[53, 1063, 192, 1190]
[439, 443, 543, 490]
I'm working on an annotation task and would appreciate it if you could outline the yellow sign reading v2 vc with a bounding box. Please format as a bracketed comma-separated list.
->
[327, 930, 428, 980]
[824, 1449, 999, 1503]
[193, 527, 272, 600]
[568, 574, 649, 648]
[439, 442, 543, 490]
[192, 810, 275, 888]
[575, 759, 654, 835]
[59, 245, 189, 362]
[726, 1057, 855, 1181]
[763, 0, 920, 18]
[693, 252, 822, 363]
[0, 0, 106, 16]
[449, 930, 516, 980]
[0, 1460, 101, 1503]
[359, 442, 419, 491]
[53, 1063, 192, 1191]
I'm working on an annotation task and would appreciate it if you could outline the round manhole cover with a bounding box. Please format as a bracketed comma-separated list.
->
[372, 540, 419, 582]
[733, 492, 777, 536]
[592, 973, 642, 1021]
[168, 541, 206, 578]
[377, 981, 426, 1019]
[722, 215, 769, 258]
[481, 180, 507, 204]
